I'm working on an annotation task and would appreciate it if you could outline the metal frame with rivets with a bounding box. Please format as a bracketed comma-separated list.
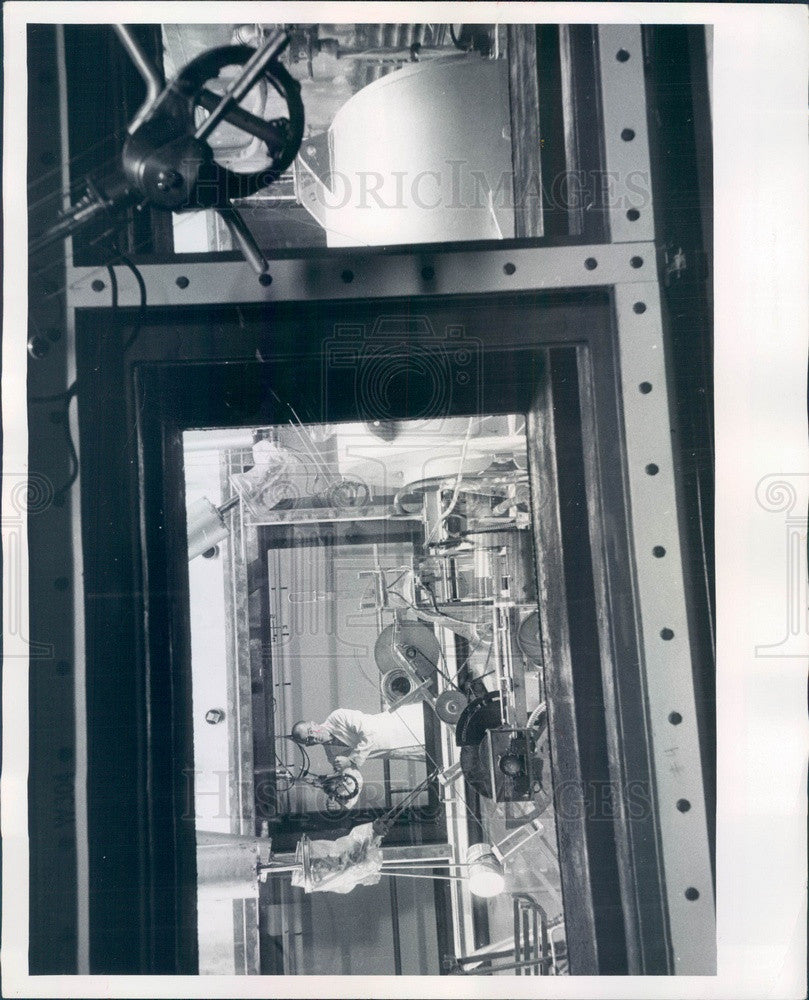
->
[37, 20, 715, 978]
[600, 25, 715, 973]
[63, 256, 716, 974]
[66, 241, 664, 309]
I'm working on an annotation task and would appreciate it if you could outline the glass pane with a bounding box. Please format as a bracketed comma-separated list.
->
[184, 414, 565, 974]
[163, 23, 535, 252]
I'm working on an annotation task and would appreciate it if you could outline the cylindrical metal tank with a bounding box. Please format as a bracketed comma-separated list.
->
[321, 55, 515, 246]
[186, 497, 230, 560]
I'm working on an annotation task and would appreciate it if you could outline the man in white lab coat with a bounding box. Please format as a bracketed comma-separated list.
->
[291, 702, 425, 772]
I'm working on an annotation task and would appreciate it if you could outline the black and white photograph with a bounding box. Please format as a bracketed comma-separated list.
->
[2, 3, 807, 997]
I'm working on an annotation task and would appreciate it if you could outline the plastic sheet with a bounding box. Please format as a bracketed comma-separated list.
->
[291, 822, 384, 894]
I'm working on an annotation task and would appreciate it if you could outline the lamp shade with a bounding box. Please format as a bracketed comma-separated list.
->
[465, 842, 506, 898]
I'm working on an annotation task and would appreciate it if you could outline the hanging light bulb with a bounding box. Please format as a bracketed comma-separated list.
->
[465, 842, 506, 898]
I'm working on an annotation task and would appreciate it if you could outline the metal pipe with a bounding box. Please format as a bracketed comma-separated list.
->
[194, 30, 287, 141]
[219, 208, 269, 275]
[381, 858, 472, 867]
[522, 906, 531, 974]
[454, 947, 516, 967]
[453, 956, 552, 976]
[548, 921, 565, 973]
[333, 45, 465, 62]
[113, 24, 163, 134]
[380, 871, 465, 882]
[388, 873, 403, 974]
[538, 907, 548, 976]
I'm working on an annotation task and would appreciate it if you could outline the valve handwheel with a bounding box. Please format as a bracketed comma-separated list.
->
[122, 35, 304, 274]
[179, 43, 304, 188]
[124, 42, 304, 211]
[322, 771, 361, 813]
[30, 28, 305, 277]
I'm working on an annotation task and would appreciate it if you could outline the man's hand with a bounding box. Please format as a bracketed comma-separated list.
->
[372, 817, 390, 838]
[333, 755, 352, 772]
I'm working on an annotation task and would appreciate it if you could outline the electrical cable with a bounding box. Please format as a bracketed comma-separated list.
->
[272, 731, 310, 782]
[423, 417, 475, 545]
[449, 25, 470, 50]
[384, 588, 466, 693]
[29, 246, 147, 504]
[103, 240, 149, 353]
[51, 392, 80, 503]
[417, 577, 489, 628]
[32, 262, 116, 501]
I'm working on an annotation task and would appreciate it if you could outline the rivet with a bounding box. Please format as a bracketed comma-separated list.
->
[639, 382, 653, 394]
[627, 208, 641, 221]
[646, 463, 659, 475]
[341, 269, 355, 283]
[258, 273, 273, 286]
[633, 302, 647, 314]
[503, 262, 516, 275]
[616, 49, 630, 62]
[91, 279, 105, 292]
[175, 275, 190, 289]
[684, 887, 700, 901]
[660, 628, 675, 641]
[668, 711, 683, 725]
[652, 546, 666, 558]
[584, 257, 598, 271]
[630, 256, 644, 269]
[27, 336, 50, 359]
[621, 128, 636, 142]
[676, 799, 691, 812]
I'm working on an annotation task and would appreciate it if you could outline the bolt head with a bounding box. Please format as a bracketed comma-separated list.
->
[156, 170, 182, 192]
[27, 335, 50, 359]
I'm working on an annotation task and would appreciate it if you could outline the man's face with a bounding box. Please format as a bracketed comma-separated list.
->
[297, 722, 330, 745]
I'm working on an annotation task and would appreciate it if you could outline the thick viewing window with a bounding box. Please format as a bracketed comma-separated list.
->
[183, 415, 562, 973]
[62, 23, 609, 264]
[20, 13, 721, 985]
[65, 290, 681, 975]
